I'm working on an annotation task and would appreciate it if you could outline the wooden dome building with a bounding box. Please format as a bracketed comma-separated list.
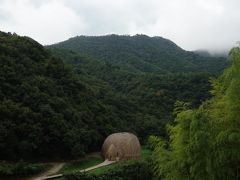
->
[101, 132, 141, 161]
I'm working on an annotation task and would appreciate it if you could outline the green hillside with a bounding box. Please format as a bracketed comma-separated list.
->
[0, 31, 126, 160]
[50, 48, 214, 137]
[0, 31, 218, 161]
[49, 34, 228, 74]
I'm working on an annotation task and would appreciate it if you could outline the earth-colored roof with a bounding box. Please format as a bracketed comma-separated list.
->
[101, 132, 141, 161]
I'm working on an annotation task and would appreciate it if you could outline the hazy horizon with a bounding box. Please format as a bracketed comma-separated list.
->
[1, 0, 240, 52]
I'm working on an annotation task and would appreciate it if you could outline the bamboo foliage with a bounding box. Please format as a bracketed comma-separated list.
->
[151, 48, 240, 179]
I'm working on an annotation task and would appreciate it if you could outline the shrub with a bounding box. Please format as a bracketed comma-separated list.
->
[0, 161, 48, 177]
[64, 159, 155, 180]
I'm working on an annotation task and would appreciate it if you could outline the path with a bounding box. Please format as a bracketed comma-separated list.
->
[38, 160, 116, 180]
[80, 159, 116, 172]
[27, 162, 65, 180]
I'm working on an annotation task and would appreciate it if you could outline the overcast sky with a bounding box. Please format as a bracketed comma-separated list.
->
[0, 0, 240, 51]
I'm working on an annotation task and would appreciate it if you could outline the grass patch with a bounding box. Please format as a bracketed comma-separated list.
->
[90, 163, 117, 175]
[60, 154, 103, 174]
[62, 147, 152, 176]
[64, 159, 154, 180]
[141, 146, 152, 159]
[90, 147, 152, 175]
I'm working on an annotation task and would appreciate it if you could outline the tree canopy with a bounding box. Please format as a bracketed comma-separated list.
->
[151, 47, 240, 179]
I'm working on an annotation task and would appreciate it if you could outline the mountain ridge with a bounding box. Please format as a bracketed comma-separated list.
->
[48, 34, 228, 74]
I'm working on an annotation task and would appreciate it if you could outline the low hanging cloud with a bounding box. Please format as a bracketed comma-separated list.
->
[0, 0, 240, 51]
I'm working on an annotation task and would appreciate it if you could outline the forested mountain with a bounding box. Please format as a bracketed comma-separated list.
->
[0, 31, 111, 160]
[49, 34, 227, 74]
[0, 31, 224, 161]
[50, 47, 215, 134]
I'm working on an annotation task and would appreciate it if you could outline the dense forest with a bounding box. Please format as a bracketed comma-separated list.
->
[0, 31, 228, 163]
[49, 34, 227, 74]
[150, 47, 240, 179]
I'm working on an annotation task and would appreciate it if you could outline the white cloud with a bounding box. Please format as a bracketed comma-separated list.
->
[0, 0, 240, 50]
[0, 0, 87, 45]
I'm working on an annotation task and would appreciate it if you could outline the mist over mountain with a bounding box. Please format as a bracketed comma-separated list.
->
[194, 49, 229, 58]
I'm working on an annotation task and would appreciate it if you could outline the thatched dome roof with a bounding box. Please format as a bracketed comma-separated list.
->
[101, 132, 141, 161]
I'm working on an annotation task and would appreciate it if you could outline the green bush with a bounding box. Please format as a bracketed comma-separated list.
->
[64, 159, 155, 180]
[0, 161, 48, 177]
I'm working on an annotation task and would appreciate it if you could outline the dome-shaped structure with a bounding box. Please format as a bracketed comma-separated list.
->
[101, 132, 141, 161]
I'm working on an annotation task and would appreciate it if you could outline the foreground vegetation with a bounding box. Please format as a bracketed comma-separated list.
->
[150, 48, 240, 179]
